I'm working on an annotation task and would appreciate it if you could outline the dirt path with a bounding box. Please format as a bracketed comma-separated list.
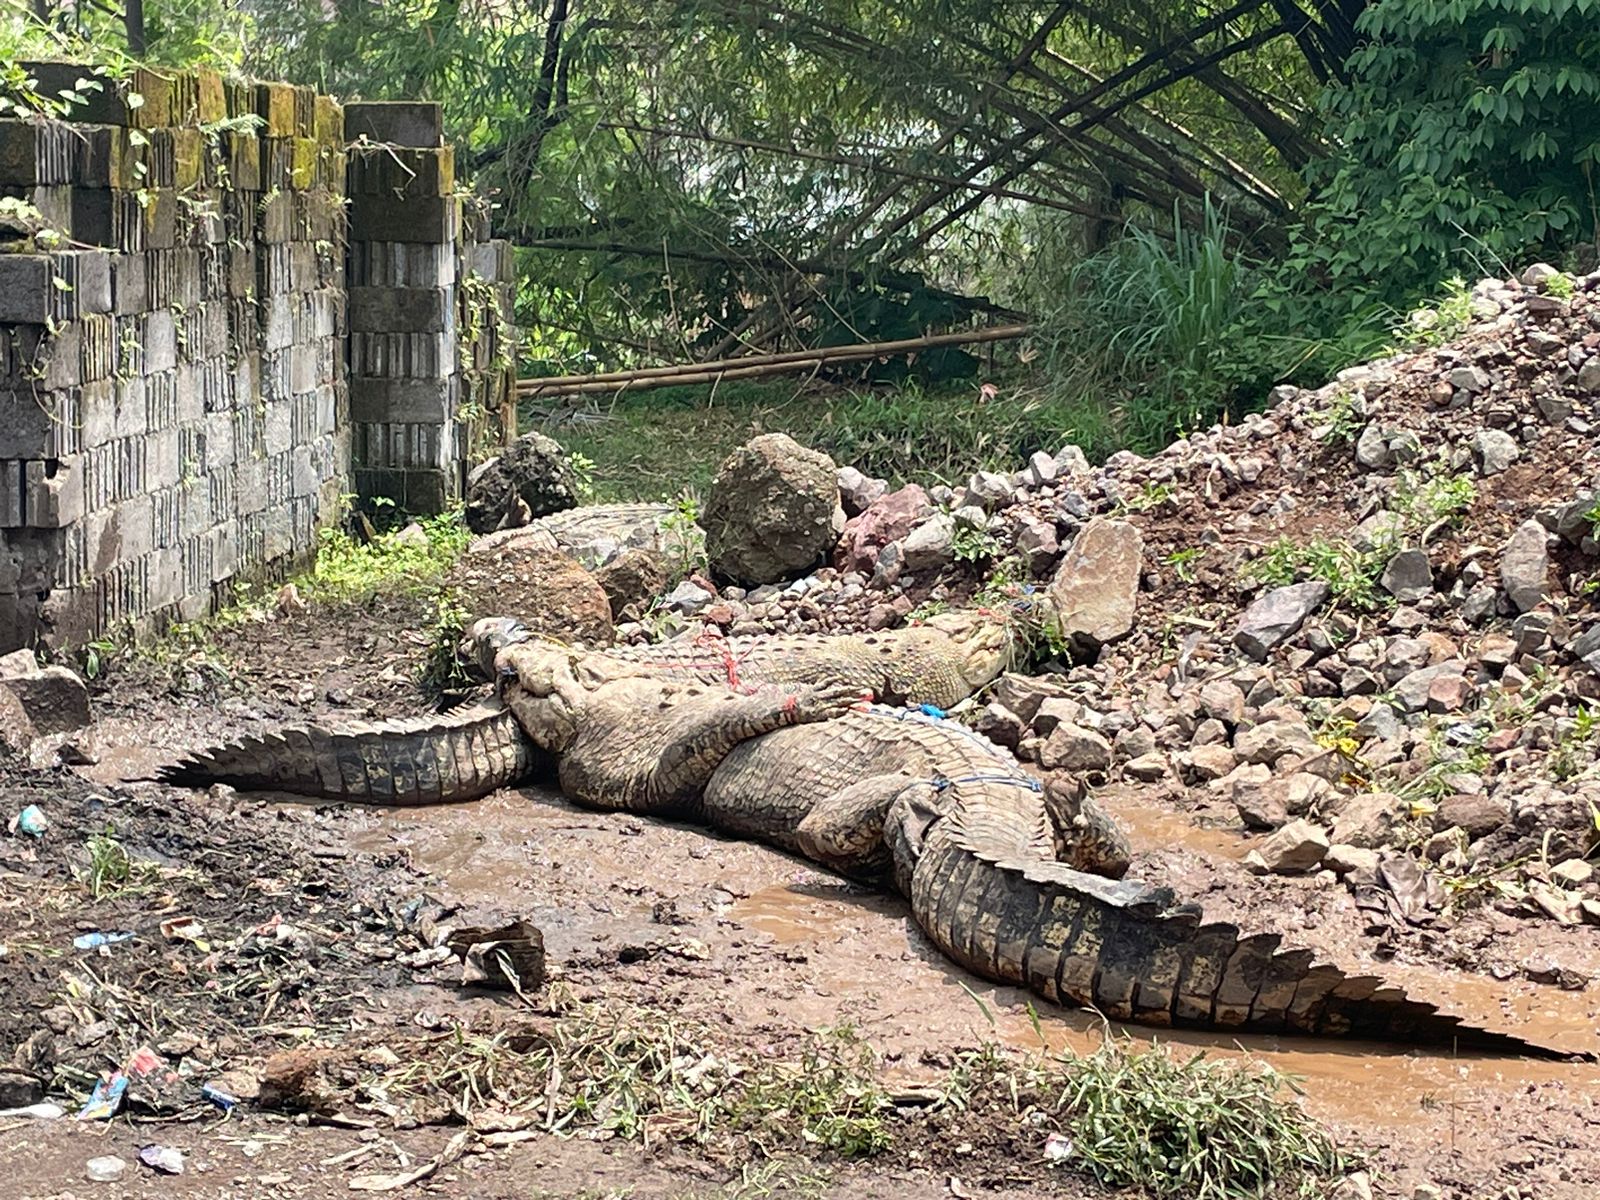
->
[3, 594, 1598, 1199]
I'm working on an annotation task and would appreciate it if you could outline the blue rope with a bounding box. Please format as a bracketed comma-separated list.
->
[933, 772, 1042, 793]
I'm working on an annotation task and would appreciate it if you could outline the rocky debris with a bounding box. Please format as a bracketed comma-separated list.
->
[1500, 518, 1551, 613]
[464, 432, 580, 534]
[1380, 548, 1434, 602]
[835, 485, 931, 574]
[0, 650, 90, 736]
[702, 434, 844, 586]
[661, 579, 716, 616]
[0, 686, 35, 754]
[902, 511, 956, 572]
[592, 548, 670, 619]
[1234, 582, 1329, 662]
[1045, 518, 1143, 656]
[451, 545, 614, 647]
[836, 466, 889, 516]
[1247, 818, 1330, 874]
[1036, 723, 1113, 775]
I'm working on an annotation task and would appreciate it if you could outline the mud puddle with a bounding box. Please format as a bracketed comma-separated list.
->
[341, 782, 1600, 1140]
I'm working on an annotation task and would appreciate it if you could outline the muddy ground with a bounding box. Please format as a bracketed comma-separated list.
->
[2, 592, 1598, 1200]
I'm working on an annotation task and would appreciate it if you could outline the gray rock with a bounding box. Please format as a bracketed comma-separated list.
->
[836, 466, 889, 516]
[1233, 780, 1287, 830]
[1354, 703, 1402, 742]
[1044, 518, 1143, 655]
[0, 664, 90, 736]
[1447, 365, 1491, 392]
[1568, 623, 1600, 670]
[1233, 719, 1319, 766]
[1499, 518, 1549, 612]
[1053, 445, 1092, 476]
[1435, 792, 1509, 839]
[1462, 584, 1501, 624]
[1198, 679, 1246, 725]
[901, 512, 956, 573]
[966, 470, 1016, 510]
[1036, 723, 1113, 774]
[1354, 423, 1391, 469]
[1471, 429, 1521, 475]
[0, 688, 34, 755]
[1025, 450, 1060, 487]
[1577, 357, 1600, 393]
[1391, 660, 1466, 713]
[1181, 743, 1237, 784]
[1015, 518, 1059, 570]
[1234, 581, 1329, 662]
[1380, 548, 1433, 602]
[1328, 792, 1398, 848]
[991, 673, 1071, 724]
[1123, 753, 1169, 782]
[974, 702, 1026, 749]
[464, 432, 580, 534]
[1032, 696, 1084, 737]
[1250, 819, 1330, 874]
[660, 580, 714, 616]
[870, 540, 905, 589]
[1325, 843, 1380, 878]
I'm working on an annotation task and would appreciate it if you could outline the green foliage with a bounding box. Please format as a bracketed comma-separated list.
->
[1311, 387, 1364, 445]
[1397, 275, 1477, 349]
[1247, 536, 1385, 611]
[1295, 0, 1600, 303]
[1052, 1038, 1345, 1199]
[1026, 199, 1264, 454]
[301, 509, 469, 605]
[950, 520, 1001, 566]
[1165, 547, 1205, 583]
[418, 589, 471, 698]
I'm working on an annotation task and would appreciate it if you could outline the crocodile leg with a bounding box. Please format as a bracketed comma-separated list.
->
[791, 774, 915, 875]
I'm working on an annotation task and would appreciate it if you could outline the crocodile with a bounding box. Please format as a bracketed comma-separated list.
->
[155, 607, 1013, 804]
[467, 607, 1016, 711]
[156, 702, 538, 804]
[469, 502, 694, 570]
[498, 643, 1567, 1055]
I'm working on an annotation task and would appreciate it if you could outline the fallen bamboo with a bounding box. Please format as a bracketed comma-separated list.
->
[516, 324, 1031, 397]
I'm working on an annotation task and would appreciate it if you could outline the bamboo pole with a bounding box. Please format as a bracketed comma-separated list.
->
[516, 324, 1031, 398]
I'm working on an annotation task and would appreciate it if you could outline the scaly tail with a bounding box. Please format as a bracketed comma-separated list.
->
[156, 702, 540, 804]
[911, 832, 1583, 1057]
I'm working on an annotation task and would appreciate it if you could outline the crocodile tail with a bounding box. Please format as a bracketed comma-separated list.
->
[911, 835, 1576, 1057]
[156, 702, 539, 805]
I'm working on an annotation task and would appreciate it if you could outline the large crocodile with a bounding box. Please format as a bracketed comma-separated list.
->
[494, 642, 1570, 1056]
[156, 612, 1013, 803]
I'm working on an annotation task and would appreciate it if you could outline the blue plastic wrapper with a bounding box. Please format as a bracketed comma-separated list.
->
[73, 931, 135, 950]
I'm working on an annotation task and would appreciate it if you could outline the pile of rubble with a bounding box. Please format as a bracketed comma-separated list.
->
[473, 264, 1600, 934]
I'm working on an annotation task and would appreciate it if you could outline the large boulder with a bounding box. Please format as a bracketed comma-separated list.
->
[834, 485, 931, 574]
[701, 434, 844, 586]
[1044, 518, 1143, 655]
[464, 433, 580, 535]
[451, 545, 614, 647]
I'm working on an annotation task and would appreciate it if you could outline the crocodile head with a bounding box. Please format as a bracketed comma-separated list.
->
[920, 609, 1013, 690]
[460, 617, 533, 680]
[494, 642, 590, 753]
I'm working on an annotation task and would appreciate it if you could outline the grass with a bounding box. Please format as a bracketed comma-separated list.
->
[527, 376, 1105, 503]
[353, 991, 1344, 1197]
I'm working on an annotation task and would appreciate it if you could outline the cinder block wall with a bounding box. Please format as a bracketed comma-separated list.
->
[0, 68, 518, 653]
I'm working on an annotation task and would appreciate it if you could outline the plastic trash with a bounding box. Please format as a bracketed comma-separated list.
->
[85, 1155, 126, 1182]
[0, 1102, 66, 1119]
[201, 1083, 238, 1111]
[1043, 1132, 1073, 1163]
[138, 1145, 185, 1175]
[73, 931, 134, 950]
[8, 805, 47, 837]
[77, 1073, 129, 1120]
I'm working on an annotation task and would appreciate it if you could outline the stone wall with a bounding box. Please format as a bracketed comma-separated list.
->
[0, 68, 517, 653]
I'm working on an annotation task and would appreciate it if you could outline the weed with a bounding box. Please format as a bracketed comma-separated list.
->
[1312, 388, 1363, 445]
[1395, 470, 1476, 529]
[950, 521, 1002, 566]
[1399, 275, 1474, 349]
[1114, 481, 1175, 515]
[300, 508, 468, 605]
[1548, 705, 1600, 782]
[418, 588, 471, 697]
[1050, 1037, 1345, 1198]
[79, 828, 162, 899]
[569, 450, 599, 502]
[1584, 498, 1600, 542]
[1246, 536, 1384, 611]
[1544, 271, 1577, 300]
[1165, 547, 1205, 582]
[906, 597, 949, 621]
[659, 491, 708, 583]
